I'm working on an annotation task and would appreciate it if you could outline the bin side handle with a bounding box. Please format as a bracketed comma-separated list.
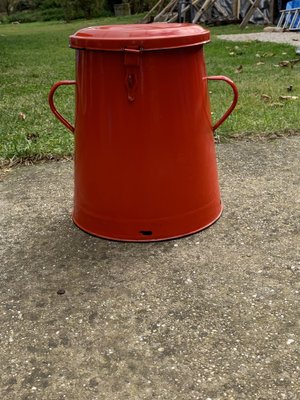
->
[205, 76, 238, 131]
[49, 80, 76, 134]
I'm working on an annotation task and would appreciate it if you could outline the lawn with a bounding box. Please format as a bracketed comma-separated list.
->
[0, 17, 299, 165]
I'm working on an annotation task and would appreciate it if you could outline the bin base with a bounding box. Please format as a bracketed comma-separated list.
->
[72, 201, 223, 242]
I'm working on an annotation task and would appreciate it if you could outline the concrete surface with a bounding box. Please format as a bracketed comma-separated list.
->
[0, 137, 299, 400]
[218, 31, 300, 47]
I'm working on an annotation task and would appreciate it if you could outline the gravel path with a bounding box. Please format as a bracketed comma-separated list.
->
[218, 31, 300, 47]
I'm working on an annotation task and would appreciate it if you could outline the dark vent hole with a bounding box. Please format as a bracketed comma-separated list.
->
[140, 230, 153, 236]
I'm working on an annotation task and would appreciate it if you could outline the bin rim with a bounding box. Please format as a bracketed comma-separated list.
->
[69, 23, 210, 51]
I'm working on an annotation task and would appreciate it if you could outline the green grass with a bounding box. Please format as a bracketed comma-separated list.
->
[0, 8, 67, 23]
[206, 28, 300, 137]
[0, 19, 299, 164]
[0, 7, 113, 24]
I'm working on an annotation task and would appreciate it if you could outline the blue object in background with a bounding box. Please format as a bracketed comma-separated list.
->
[286, 0, 300, 28]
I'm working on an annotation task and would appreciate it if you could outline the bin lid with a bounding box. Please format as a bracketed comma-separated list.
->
[69, 23, 210, 51]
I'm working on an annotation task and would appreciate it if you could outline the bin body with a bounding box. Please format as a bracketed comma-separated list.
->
[50, 24, 238, 241]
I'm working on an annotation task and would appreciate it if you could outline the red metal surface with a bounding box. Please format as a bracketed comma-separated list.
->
[69, 23, 210, 51]
[49, 24, 238, 241]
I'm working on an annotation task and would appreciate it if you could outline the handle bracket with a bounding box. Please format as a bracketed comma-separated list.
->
[205, 76, 238, 131]
[49, 80, 76, 133]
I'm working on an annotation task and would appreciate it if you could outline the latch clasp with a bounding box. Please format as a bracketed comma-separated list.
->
[124, 48, 142, 102]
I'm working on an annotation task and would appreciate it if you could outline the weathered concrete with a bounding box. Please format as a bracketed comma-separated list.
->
[0, 137, 299, 400]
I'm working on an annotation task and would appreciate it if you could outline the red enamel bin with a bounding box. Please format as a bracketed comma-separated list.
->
[49, 23, 238, 241]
